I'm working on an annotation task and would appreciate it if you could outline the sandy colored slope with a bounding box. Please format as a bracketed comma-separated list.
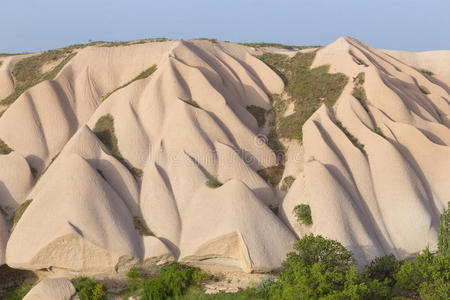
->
[383, 49, 450, 87]
[281, 37, 449, 264]
[0, 41, 177, 173]
[0, 37, 448, 274]
[3, 39, 291, 273]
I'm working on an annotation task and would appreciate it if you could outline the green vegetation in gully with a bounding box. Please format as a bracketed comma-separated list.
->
[256, 51, 348, 141]
[6, 204, 449, 299]
[1, 48, 77, 105]
[0, 138, 13, 154]
[134, 216, 154, 236]
[93, 114, 143, 179]
[257, 164, 284, 186]
[71, 277, 108, 300]
[281, 176, 295, 191]
[206, 175, 223, 188]
[12, 199, 32, 228]
[246, 105, 267, 127]
[293, 204, 313, 225]
[102, 65, 157, 101]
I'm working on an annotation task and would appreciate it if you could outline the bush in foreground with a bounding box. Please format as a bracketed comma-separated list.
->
[125, 263, 209, 299]
[71, 277, 107, 300]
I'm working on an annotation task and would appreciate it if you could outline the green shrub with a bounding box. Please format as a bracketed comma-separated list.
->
[438, 202, 450, 255]
[0, 138, 13, 154]
[288, 234, 356, 270]
[134, 216, 154, 236]
[269, 234, 391, 300]
[267, 127, 285, 162]
[246, 105, 266, 127]
[394, 249, 450, 299]
[335, 120, 366, 154]
[293, 204, 312, 225]
[352, 72, 369, 112]
[71, 277, 107, 300]
[12, 199, 32, 227]
[206, 175, 222, 188]
[375, 127, 385, 137]
[420, 69, 434, 76]
[5, 283, 32, 300]
[281, 176, 295, 191]
[257, 164, 284, 185]
[127, 263, 209, 299]
[93, 114, 142, 179]
[363, 254, 401, 286]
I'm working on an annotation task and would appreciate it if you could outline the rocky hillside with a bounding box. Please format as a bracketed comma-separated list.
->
[0, 37, 448, 276]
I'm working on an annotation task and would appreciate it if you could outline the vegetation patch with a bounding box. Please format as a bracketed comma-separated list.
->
[5, 283, 32, 300]
[97, 38, 169, 47]
[1, 48, 77, 105]
[206, 175, 223, 188]
[0, 53, 24, 57]
[269, 205, 279, 215]
[239, 42, 318, 50]
[420, 69, 434, 76]
[71, 277, 107, 300]
[134, 216, 154, 236]
[352, 72, 369, 111]
[35, 152, 59, 182]
[119, 207, 450, 299]
[93, 114, 143, 179]
[246, 105, 266, 127]
[0, 138, 13, 154]
[375, 127, 385, 137]
[438, 202, 449, 256]
[335, 120, 366, 154]
[257, 51, 348, 141]
[257, 164, 284, 186]
[293, 204, 312, 225]
[123, 264, 209, 299]
[281, 176, 295, 191]
[102, 65, 157, 101]
[194, 38, 218, 43]
[12, 199, 32, 228]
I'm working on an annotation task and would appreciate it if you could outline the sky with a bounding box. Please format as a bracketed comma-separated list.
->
[1, 0, 449, 53]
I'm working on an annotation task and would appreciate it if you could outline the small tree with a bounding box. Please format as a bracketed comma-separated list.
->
[293, 204, 312, 225]
[438, 202, 449, 256]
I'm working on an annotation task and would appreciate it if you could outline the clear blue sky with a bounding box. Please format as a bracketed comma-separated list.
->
[1, 0, 449, 53]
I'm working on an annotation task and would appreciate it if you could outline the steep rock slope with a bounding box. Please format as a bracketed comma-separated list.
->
[1, 39, 296, 274]
[0, 37, 448, 274]
[281, 37, 449, 265]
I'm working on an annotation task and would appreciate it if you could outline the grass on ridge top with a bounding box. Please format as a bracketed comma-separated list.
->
[239, 42, 319, 50]
[0, 47, 78, 105]
[93, 114, 143, 179]
[256, 51, 348, 141]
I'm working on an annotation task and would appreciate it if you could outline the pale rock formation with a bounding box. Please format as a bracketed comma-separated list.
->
[0, 37, 448, 274]
[23, 278, 76, 300]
